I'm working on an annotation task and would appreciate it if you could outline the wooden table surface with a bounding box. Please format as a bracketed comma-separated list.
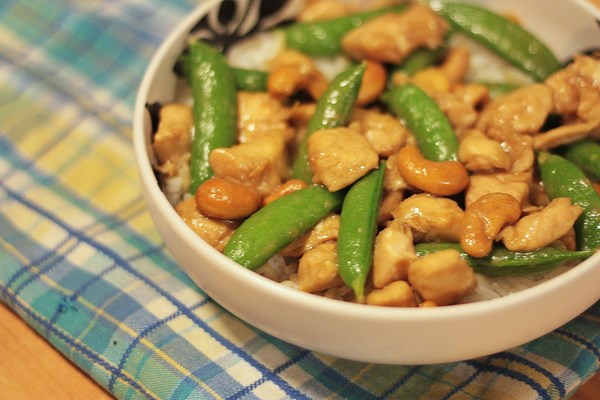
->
[3, 0, 600, 398]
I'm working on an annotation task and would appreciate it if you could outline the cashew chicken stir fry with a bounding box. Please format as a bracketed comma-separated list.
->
[152, 0, 600, 307]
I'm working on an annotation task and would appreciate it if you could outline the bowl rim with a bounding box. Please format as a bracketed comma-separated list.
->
[133, 0, 600, 324]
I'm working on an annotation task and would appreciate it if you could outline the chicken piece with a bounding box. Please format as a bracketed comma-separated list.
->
[297, 242, 343, 293]
[349, 108, 409, 157]
[391, 193, 464, 243]
[534, 119, 600, 150]
[433, 91, 478, 130]
[297, 0, 355, 22]
[476, 84, 553, 139]
[366, 280, 418, 307]
[372, 223, 417, 289]
[378, 190, 404, 226]
[209, 134, 288, 197]
[466, 173, 531, 209]
[307, 127, 379, 191]
[237, 92, 295, 143]
[267, 49, 328, 100]
[152, 103, 193, 192]
[546, 55, 600, 122]
[504, 133, 536, 173]
[175, 197, 237, 251]
[432, 84, 489, 131]
[458, 129, 511, 172]
[408, 249, 476, 306]
[499, 197, 583, 251]
[281, 214, 340, 257]
[383, 153, 409, 192]
[341, 4, 449, 64]
[453, 83, 490, 109]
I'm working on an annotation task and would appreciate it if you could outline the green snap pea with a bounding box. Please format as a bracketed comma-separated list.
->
[179, 40, 238, 193]
[480, 81, 522, 99]
[393, 46, 446, 77]
[435, 2, 561, 81]
[337, 162, 386, 303]
[415, 243, 594, 276]
[292, 62, 366, 183]
[562, 139, 600, 181]
[538, 151, 600, 251]
[282, 6, 407, 57]
[232, 67, 268, 92]
[382, 83, 459, 161]
[223, 185, 344, 270]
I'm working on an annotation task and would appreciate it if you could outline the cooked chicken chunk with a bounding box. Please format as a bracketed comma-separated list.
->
[499, 197, 583, 251]
[476, 83, 553, 139]
[366, 280, 418, 307]
[297, 242, 343, 293]
[434, 84, 490, 131]
[153, 103, 193, 194]
[341, 4, 449, 64]
[383, 153, 409, 192]
[349, 108, 409, 157]
[281, 214, 340, 257]
[298, 0, 355, 22]
[546, 55, 600, 122]
[308, 127, 379, 191]
[210, 134, 288, 197]
[466, 173, 530, 209]
[175, 197, 237, 251]
[267, 49, 328, 100]
[237, 91, 295, 143]
[372, 223, 416, 289]
[534, 119, 600, 150]
[458, 129, 511, 172]
[408, 249, 476, 306]
[392, 194, 464, 243]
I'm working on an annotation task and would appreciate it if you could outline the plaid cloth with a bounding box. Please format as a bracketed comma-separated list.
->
[1, 0, 599, 399]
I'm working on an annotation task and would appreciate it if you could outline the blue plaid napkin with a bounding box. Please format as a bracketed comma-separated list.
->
[1, 1, 599, 399]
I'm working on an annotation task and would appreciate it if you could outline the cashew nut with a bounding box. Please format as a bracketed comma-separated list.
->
[195, 177, 262, 220]
[396, 145, 469, 196]
[460, 192, 522, 258]
[356, 60, 388, 105]
[263, 179, 308, 205]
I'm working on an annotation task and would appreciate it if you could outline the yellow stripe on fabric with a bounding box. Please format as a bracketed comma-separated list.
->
[0, 237, 31, 265]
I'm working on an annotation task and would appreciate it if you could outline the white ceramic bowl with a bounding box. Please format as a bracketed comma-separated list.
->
[134, 0, 600, 364]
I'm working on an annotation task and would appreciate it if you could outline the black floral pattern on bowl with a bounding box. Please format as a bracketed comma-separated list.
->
[188, 0, 301, 51]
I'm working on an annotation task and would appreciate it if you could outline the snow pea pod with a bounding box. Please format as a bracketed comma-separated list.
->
[338, 162, 386, 303]
[538, 151, 600, 251]
[292, 62, 366, 183]
[382, 83, 459, 161]
[562, 138, 600, 181]
[415, 243, 594, 276]
[283, 6, 407, 57]
[179, 40, 237, 193]
[223, 185, 344, 270]
[232, 67, 268, 92]
[435, 2, 561, 81]
[393, 46, 446, 77]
